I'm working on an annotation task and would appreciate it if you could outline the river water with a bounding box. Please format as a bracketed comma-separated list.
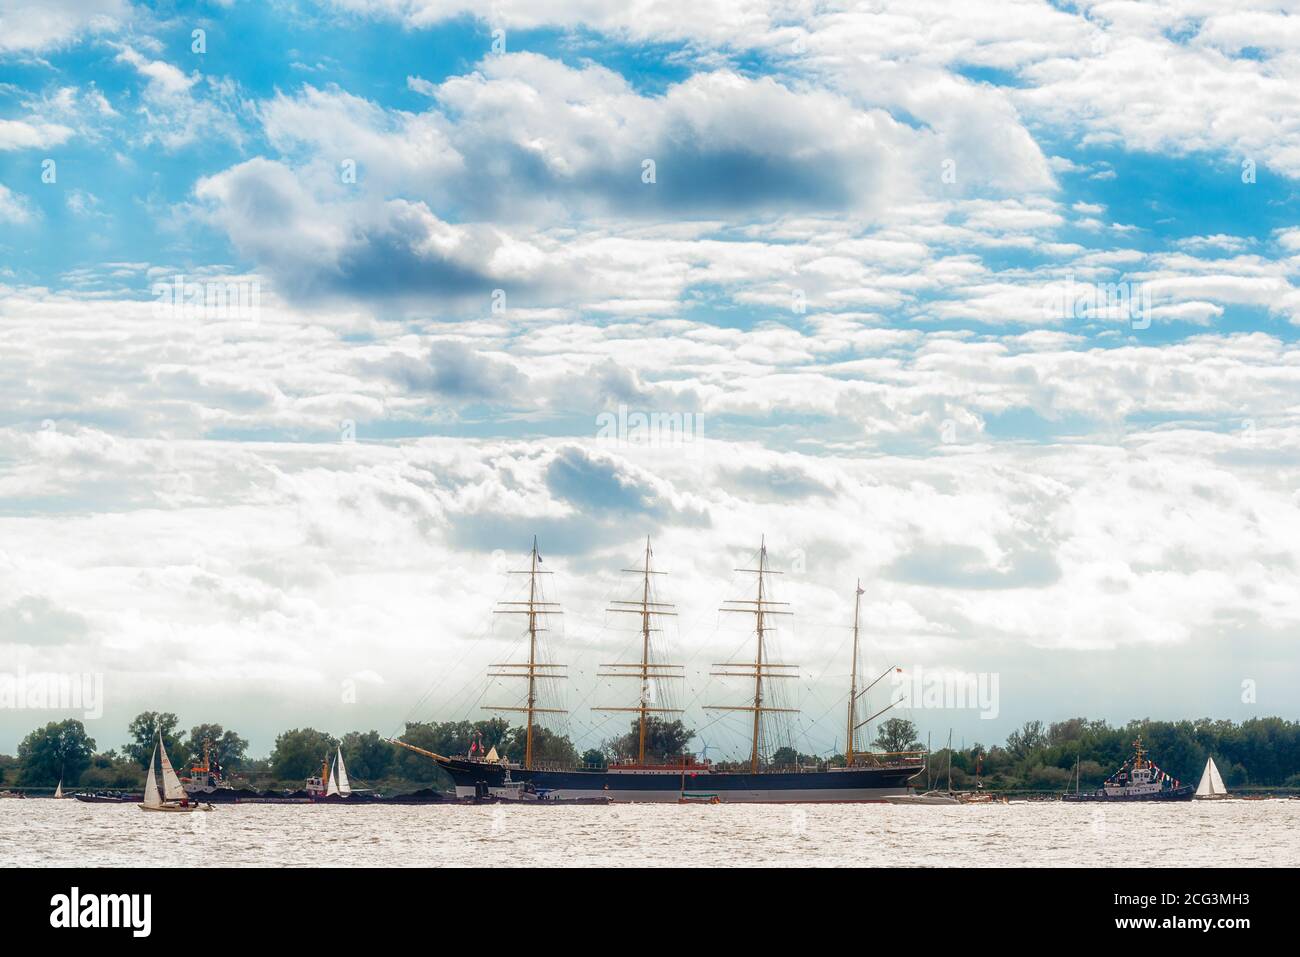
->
[4, 799, 1297, 867]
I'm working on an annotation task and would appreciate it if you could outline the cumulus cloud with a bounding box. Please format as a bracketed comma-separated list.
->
[0, 183, 34, 223]
[0, 0, 126, 53]
[377, 341, 524, 400]
[194, 158, 523, 301]
[0, 595, 88, 645]
[11, 0, 1300, 753]
[423, 54, 920, 217]
[0, 117, 74, 151]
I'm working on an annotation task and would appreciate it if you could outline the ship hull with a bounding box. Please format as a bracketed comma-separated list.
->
[437, 758, 920, 803]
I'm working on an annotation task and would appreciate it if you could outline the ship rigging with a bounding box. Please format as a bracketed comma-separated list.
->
[390, 537, 924, 802]
[594, 536, 684, 765]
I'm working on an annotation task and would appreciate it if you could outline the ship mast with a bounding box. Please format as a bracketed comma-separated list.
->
[595, 537, 684, 764]
[846, 580, 863, 766]
[487, 537, 566, 770]
[706, 538, 797, 773]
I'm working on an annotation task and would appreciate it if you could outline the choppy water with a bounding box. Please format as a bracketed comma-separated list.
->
[3, 799, 1297, 867]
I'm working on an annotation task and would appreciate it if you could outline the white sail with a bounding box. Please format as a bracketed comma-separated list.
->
[485, 746, 499, 762]
[334, 747, 351, 796]
[326, 755, 340, 796]
[1196, 757, 1228, 797]
[142, 744, 162, 808]
[54, 779, 63, 799]
[1210, 758, 1228, 794]
[159, 735, 186, 801]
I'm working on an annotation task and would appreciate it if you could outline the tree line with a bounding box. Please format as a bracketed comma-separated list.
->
[870, 715, 1300, 790]
[3, 712, 1299, 792]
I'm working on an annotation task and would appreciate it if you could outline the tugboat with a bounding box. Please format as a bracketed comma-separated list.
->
[1062, 737, 1194, 802]
[183, 739, 235, 798]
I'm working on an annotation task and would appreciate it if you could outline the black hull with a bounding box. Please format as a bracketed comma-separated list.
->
[437, 757, 921, 803]
[73, 793, 139, 803]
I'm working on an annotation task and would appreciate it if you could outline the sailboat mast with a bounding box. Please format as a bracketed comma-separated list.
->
[846, 580, 861, 766]
[525, 537, 539, 769]
[595, 537, 683, 765]
[750, 543, 767, 773]
[638, 539, 657, 761]
[705, 538, 796, 773]
[487, 537, 566, 772]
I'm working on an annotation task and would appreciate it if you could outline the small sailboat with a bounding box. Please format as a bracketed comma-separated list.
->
[325, 746, 352, 798]
[888, 734, 962, 804]
[1194, 756, 1229, 800]
[140, 731, 213, 812]
[53, 778, 64, 799]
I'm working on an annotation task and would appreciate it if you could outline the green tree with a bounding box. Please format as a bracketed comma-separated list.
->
[184, 724, 250, 771]
[503, 724, 577, 766]
[581, 748, 607, 769]
[79, 750, 140, 790]
[269, 728, 338, 782]
[124, 711, 184, 768]
[1047, 717, 1088, 745]
[872, 717, 921, 753]
[770, 746, 820, 768]
[18, 719, 96, 786]
[1027, 764, 1072, 789]
[339, 730, 395, 780]
[606, 717, 694, 762]
[1006, 720, 1046, 758]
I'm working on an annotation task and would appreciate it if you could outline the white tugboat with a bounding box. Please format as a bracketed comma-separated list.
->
[183, 739, 235, 797]
[1062, 737, 1194, 802]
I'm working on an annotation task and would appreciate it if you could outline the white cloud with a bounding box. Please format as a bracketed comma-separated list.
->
[0, 0, 126, 53]
[421, 53, 923, 217]
[0, 117, 74, 151]
[113, 45, 244, 149]
[0, 182, 34, 223]
[328, 0, 779, 45]
[323, 2, 1300, 181]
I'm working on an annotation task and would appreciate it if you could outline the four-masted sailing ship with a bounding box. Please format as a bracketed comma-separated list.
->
[394, 537, 923, 803]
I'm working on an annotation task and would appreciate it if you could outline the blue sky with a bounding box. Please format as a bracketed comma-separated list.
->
[2, 1, 1300, 761]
